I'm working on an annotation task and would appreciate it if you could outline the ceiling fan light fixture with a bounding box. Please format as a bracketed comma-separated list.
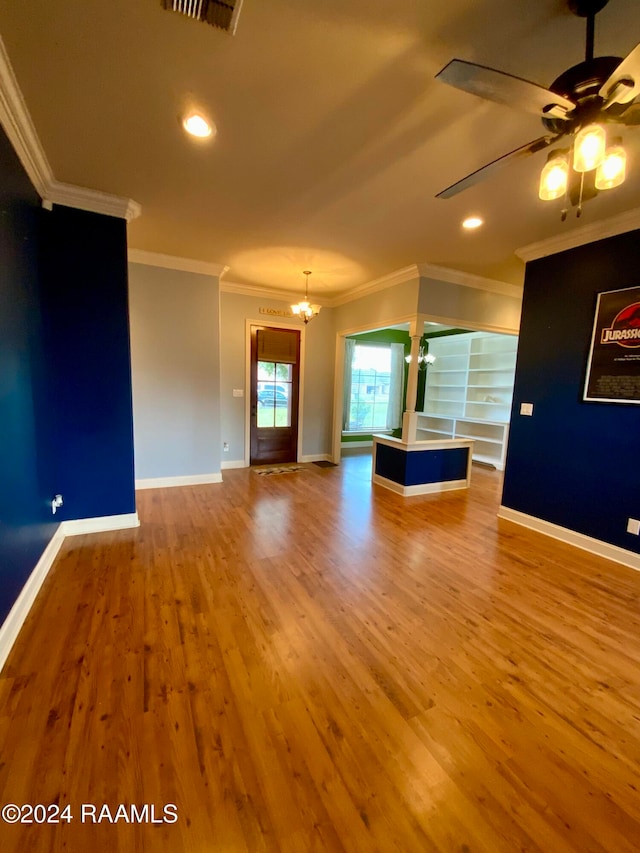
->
[573, 123, 606, 172]
[462, 216, 483, 229]
[595, 139, 627, 189]
[539, 152, 569, 200]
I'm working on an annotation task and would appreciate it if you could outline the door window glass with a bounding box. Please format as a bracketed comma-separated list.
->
[257, 362, 292, 427]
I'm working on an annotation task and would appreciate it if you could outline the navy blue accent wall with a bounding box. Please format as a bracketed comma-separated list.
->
[0, 123, 136, 628]
[40, 206, 136, 521]
[502, 231, 640, 554]
[0, 127, 58, 623]
[376, 443, 468, 486]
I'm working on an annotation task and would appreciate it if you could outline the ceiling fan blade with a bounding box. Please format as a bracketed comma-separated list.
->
[600, 42, 640, 106]
[436, 135, 562, 199]
[619, 101, 640, 125]
[436, 59, 575, 120]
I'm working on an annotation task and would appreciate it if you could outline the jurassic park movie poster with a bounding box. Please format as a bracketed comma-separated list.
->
[584, 285, 640, 404]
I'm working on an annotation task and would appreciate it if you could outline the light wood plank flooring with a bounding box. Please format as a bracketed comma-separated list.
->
[1, 452, 640, 852]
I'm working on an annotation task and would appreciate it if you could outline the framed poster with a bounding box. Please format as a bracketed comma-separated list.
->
[584, 285, 640, 404]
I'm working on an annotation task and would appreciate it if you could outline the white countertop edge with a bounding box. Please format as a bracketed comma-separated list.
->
[372, 434, 475, 452]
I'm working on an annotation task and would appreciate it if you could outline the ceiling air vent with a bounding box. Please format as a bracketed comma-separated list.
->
[162, 0, 244, 35]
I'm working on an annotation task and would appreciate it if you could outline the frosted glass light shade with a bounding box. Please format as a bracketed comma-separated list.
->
[182, 113, 213, 138]
[573, 124, 606, 173]
[595, 143, 627, 190]
[291, 300, 320, 321]
[539, 154, 569, 200]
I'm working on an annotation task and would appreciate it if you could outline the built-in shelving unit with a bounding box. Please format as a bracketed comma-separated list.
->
[418, 332, 517, 469]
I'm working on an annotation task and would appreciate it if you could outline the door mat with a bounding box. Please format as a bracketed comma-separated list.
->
[313, 460, 337, 468]
[252, 465, 307, 476]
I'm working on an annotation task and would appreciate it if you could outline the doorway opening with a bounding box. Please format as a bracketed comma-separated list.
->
[334, 322, 518, 471]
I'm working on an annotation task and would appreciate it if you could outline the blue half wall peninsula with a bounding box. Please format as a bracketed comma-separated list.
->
[372, 434, 474, 496]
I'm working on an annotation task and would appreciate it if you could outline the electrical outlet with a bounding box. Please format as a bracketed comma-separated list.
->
[51, 494, 63, 515]
[627, 518, 640, 535]
[223, 442, 229, 453]
[520, 402, 534, 416]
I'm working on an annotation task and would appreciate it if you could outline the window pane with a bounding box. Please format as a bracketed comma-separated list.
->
[347, 345, 391, 431]
[257, 361, 292, 427]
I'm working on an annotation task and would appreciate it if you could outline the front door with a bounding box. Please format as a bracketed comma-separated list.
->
[250, 325, 300, 465]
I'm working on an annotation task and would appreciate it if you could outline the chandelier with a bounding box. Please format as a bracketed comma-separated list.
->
[405, 346, 436, 370]
[291, 270, 321, 324]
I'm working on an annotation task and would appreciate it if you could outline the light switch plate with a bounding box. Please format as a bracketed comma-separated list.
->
[520, 402, 534, 416]
[233, 389, 244, 397]
[627, 518, 640, 535]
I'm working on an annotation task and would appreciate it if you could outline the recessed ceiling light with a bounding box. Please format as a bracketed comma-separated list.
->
[182, 113, 214, 139]
[462, 216, 483, 230]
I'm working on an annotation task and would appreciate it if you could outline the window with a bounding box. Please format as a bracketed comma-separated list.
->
[257, 361, 292, 427]
[343, 342, 404, 432]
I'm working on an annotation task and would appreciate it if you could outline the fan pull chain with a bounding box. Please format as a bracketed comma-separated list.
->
[561, 143, 572, 222]
[577, 171, 585, 218]
[561, 171, 569, 222]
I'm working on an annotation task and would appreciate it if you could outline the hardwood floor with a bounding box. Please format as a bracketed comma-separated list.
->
[1, 452, 640, 851]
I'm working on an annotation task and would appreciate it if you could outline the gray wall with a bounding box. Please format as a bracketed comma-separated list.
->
[127, 265, 520, 477]
[418, 277, 521, 333]
[128, 263, 221, 481]
[220, 291, 335, 463]
[333, 278, 419, 332]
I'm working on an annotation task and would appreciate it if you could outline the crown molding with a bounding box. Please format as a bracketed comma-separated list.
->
[0, 33, 140, 220]
[516, 207, 640, 263]
[330, 264, 420, 307]
[220, 261, 516, 308]
[47, 180, 141, 221]
[128, 249, 228, 277]
[0, 33, 51, 197]
[417, 263, 521, 298]
[221, 279, 310, 302]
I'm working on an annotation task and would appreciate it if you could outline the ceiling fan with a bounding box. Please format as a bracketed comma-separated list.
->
[435, 0, 640, 213]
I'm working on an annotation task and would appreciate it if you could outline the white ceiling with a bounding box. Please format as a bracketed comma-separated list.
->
[1, 0, 640, 299]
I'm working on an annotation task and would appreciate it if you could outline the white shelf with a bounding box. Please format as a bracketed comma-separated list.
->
[467, 383, 513, 389]
[455, 432, 502, 445]
[420, 331, 517, 470]
[468, 367, 514, 373]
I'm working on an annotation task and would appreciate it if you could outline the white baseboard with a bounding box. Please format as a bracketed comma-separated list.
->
[225, 456, 332, 467]
[135, 473, 223, 490]
[498, 506, 640, 572]
[372, 474, 468, 497]
[341, 441, 373, 448]
[0, 527, 65, 674]
[61, 512, 140, 536]
[0, 510, 143, 675]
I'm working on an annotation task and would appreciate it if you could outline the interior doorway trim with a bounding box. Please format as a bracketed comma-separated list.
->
[330, 313, 415, 465]
[244, 318, 306, 467]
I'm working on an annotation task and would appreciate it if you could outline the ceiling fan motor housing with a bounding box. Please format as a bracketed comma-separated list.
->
[543, 56, 623, 133]
[568, 0, 609, 16]
[434, 0, 638, 202]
